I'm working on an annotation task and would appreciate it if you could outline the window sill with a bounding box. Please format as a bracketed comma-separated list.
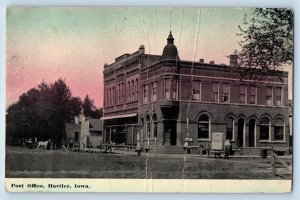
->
[145, 138, 158, 141]
[197, 139, 211, 142]
[259, 140, 286, 144]
[259, 140, 271, 143]
[272, 140, 286, 144]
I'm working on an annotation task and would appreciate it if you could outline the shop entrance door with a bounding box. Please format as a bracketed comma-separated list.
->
[163, 120, 177, 146]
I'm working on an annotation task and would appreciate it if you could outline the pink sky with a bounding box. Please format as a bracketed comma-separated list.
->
[6, 7, 292, 108]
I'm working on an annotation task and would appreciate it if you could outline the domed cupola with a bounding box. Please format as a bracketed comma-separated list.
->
[162, 31, 179, 60]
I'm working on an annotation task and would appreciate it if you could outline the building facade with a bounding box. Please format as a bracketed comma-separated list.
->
[80, 118, 103, 148]
[103, 32, 290, 152]
[65, 118, 103, 149]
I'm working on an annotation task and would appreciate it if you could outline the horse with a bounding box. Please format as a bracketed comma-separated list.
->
[36, 140, 49, 150]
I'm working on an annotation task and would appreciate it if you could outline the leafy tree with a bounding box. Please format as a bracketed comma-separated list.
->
[70, 97, 83, 119]
[82, 95, 103, 118]
[6, 78, 82, 147]
[234, 8, 293, 79]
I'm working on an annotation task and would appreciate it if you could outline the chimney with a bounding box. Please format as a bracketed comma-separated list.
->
[199, 59, 204, 63]
[209, 61, 214, 65]
[229, 54, 238, 67]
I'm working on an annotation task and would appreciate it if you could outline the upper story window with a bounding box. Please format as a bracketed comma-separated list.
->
[121, 83, 125, 104]
[135, 78, 139, 96]
[118, 84, 121, 104]
[152, 82, 158, 101]
[172, 80, 177, 100]
[112, 86, 115, 106]
[266, 87, 272, 106]
[165, 79, 171, 99]
[143, 85, 149, 103]
[193, 81, 200, 101]
[239, 85, 246, 104]
[127, 81, 131, 102]
[104, 88, 107, 107]
[109, 87, 112, 106]
[274, 87, 282, 106]
[212, 83, 219, 102]
[222, 83, 229, 103]
[248, 86, 256, 105]
[131, 80, 135, 101]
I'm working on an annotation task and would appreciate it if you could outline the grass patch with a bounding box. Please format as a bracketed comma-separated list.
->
[6, 146, 276, 179]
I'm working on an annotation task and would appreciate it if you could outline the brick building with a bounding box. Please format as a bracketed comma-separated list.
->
[102, 32, 290, 153]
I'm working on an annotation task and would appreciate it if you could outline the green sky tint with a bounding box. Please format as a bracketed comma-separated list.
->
[7, 7, 257, 107]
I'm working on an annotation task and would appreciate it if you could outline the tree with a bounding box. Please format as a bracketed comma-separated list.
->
[234, 8, 293, 79]
[6, 78, 82, 147]
[70, 97, 83, 119]
[82, 95, 103, 118]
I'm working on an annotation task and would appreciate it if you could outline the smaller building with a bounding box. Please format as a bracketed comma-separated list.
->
[65, 123, 81, 145]
[80, 118, 103, 148]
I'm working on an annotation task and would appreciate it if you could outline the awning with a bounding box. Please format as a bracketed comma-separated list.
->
[101, 113, 137, 120]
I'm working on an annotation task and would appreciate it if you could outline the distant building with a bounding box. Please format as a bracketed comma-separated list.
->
[80, 118, 103, 148]
[65, 123, 81, 144]
[65, 118, 103, 149]
[102, 32, 290, 153]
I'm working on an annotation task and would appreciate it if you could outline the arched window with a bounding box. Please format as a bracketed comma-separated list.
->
[109, 87, 111, 106]
[118, 83, 121, 104]
[248, 118, 256, 147]
[259, 117, 270, 140]
[146, 115, 151, 138]
[198, 114, 210, 139]
[131, 80, 135, 101]
[140, 117, 144, 138]
[105, 88, 108, 106]
[152, 114, 158, 138]
[136, 78, 139, 96]
[121, 83, 125, 103]
[226, 117, 234, 140]
[111, 86, 115, 106]
[128, 81, 131, 102]
[274, 118, 285, 141]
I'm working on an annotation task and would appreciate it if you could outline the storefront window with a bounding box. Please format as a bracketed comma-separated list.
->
[146, 115, 151, 138]
[274, 118, 284, 141]
[198, 114, 210, 139]
[226, 117, 234, 140]
[259, 117, 270, 140]
[152, 114, 158, 138]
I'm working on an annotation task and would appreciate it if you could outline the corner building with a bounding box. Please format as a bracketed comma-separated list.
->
[103, 32, 290, 154]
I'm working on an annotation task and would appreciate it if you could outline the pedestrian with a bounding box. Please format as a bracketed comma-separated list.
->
[184, 140, 190, 154]
[206, 144, 211, 157]
[224, 138, 231, 159]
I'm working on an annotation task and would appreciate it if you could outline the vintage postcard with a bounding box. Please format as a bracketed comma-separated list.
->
[5, 7, 293, 192]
